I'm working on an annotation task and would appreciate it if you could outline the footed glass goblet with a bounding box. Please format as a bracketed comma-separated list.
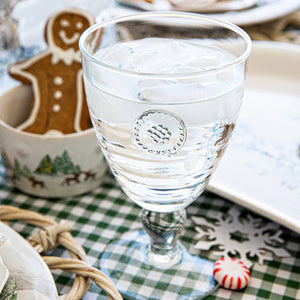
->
[80, 12, 251, 300]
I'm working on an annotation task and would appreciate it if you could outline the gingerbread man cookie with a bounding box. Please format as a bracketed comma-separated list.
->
[9, 8, 95, 135]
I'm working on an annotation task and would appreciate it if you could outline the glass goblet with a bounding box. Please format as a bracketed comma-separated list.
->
[80, 12, 251, 300]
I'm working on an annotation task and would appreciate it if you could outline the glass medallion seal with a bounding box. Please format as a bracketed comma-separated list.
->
[131, 110, 187, 156]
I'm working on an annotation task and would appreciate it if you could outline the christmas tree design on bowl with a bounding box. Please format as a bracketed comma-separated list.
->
[0, 85, 107, 198]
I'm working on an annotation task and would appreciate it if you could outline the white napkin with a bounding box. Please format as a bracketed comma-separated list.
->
[0, 257, 9, 294]
[0, 233, 56, 299]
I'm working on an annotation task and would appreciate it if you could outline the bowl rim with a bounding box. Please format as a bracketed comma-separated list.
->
[0, 85, 95, 140]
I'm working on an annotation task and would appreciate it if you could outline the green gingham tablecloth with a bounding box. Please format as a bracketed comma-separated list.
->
[0, 158, 299, 300]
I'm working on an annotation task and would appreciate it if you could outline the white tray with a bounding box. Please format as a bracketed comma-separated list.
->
[208, 41, 300, 234]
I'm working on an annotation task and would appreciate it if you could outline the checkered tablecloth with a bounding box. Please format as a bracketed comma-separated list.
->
[0, 158, 299, 300]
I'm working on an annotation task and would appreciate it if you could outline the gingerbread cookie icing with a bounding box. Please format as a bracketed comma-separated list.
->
[9, 8, 95, 135]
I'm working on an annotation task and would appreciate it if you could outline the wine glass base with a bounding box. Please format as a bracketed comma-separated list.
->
[99, 230, 217, 300]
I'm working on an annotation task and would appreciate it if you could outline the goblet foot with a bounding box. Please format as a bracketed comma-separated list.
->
[99, 230, 217, 300]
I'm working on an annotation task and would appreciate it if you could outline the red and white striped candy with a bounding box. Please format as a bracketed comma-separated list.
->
[213, 257, 250, 290]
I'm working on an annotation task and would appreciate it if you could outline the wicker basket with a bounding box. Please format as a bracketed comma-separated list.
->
[0, 205, 123, 300]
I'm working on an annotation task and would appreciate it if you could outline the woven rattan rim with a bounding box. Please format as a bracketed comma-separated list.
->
[244, 11, 300, 44]
[0, 205, 123, 300]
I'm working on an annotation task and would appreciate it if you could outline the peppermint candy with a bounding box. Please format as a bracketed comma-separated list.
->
[213, 257, 250, 290]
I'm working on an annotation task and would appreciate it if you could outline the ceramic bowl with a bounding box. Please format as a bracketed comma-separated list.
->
[0, 85, 107, 198]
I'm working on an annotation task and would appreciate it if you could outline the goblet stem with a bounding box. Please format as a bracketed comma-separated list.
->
[141, 208, 187, 268]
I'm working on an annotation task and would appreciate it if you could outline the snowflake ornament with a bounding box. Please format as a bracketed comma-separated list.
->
[192, 206, 291, 268]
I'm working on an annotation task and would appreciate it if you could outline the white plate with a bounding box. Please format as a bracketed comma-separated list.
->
[209, 0, 300, 26]
[207, 41, 300, 234]
[115, 0, 300, 26]
[0, 222, 58, 299]
[118, 0, 260, 13]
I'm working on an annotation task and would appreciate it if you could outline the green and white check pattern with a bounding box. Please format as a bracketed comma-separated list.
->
[100, 229, 216, 299]
[0, 159, 299, 300]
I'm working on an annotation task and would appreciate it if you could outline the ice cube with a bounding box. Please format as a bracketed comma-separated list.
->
[96, 44, 132, 68]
